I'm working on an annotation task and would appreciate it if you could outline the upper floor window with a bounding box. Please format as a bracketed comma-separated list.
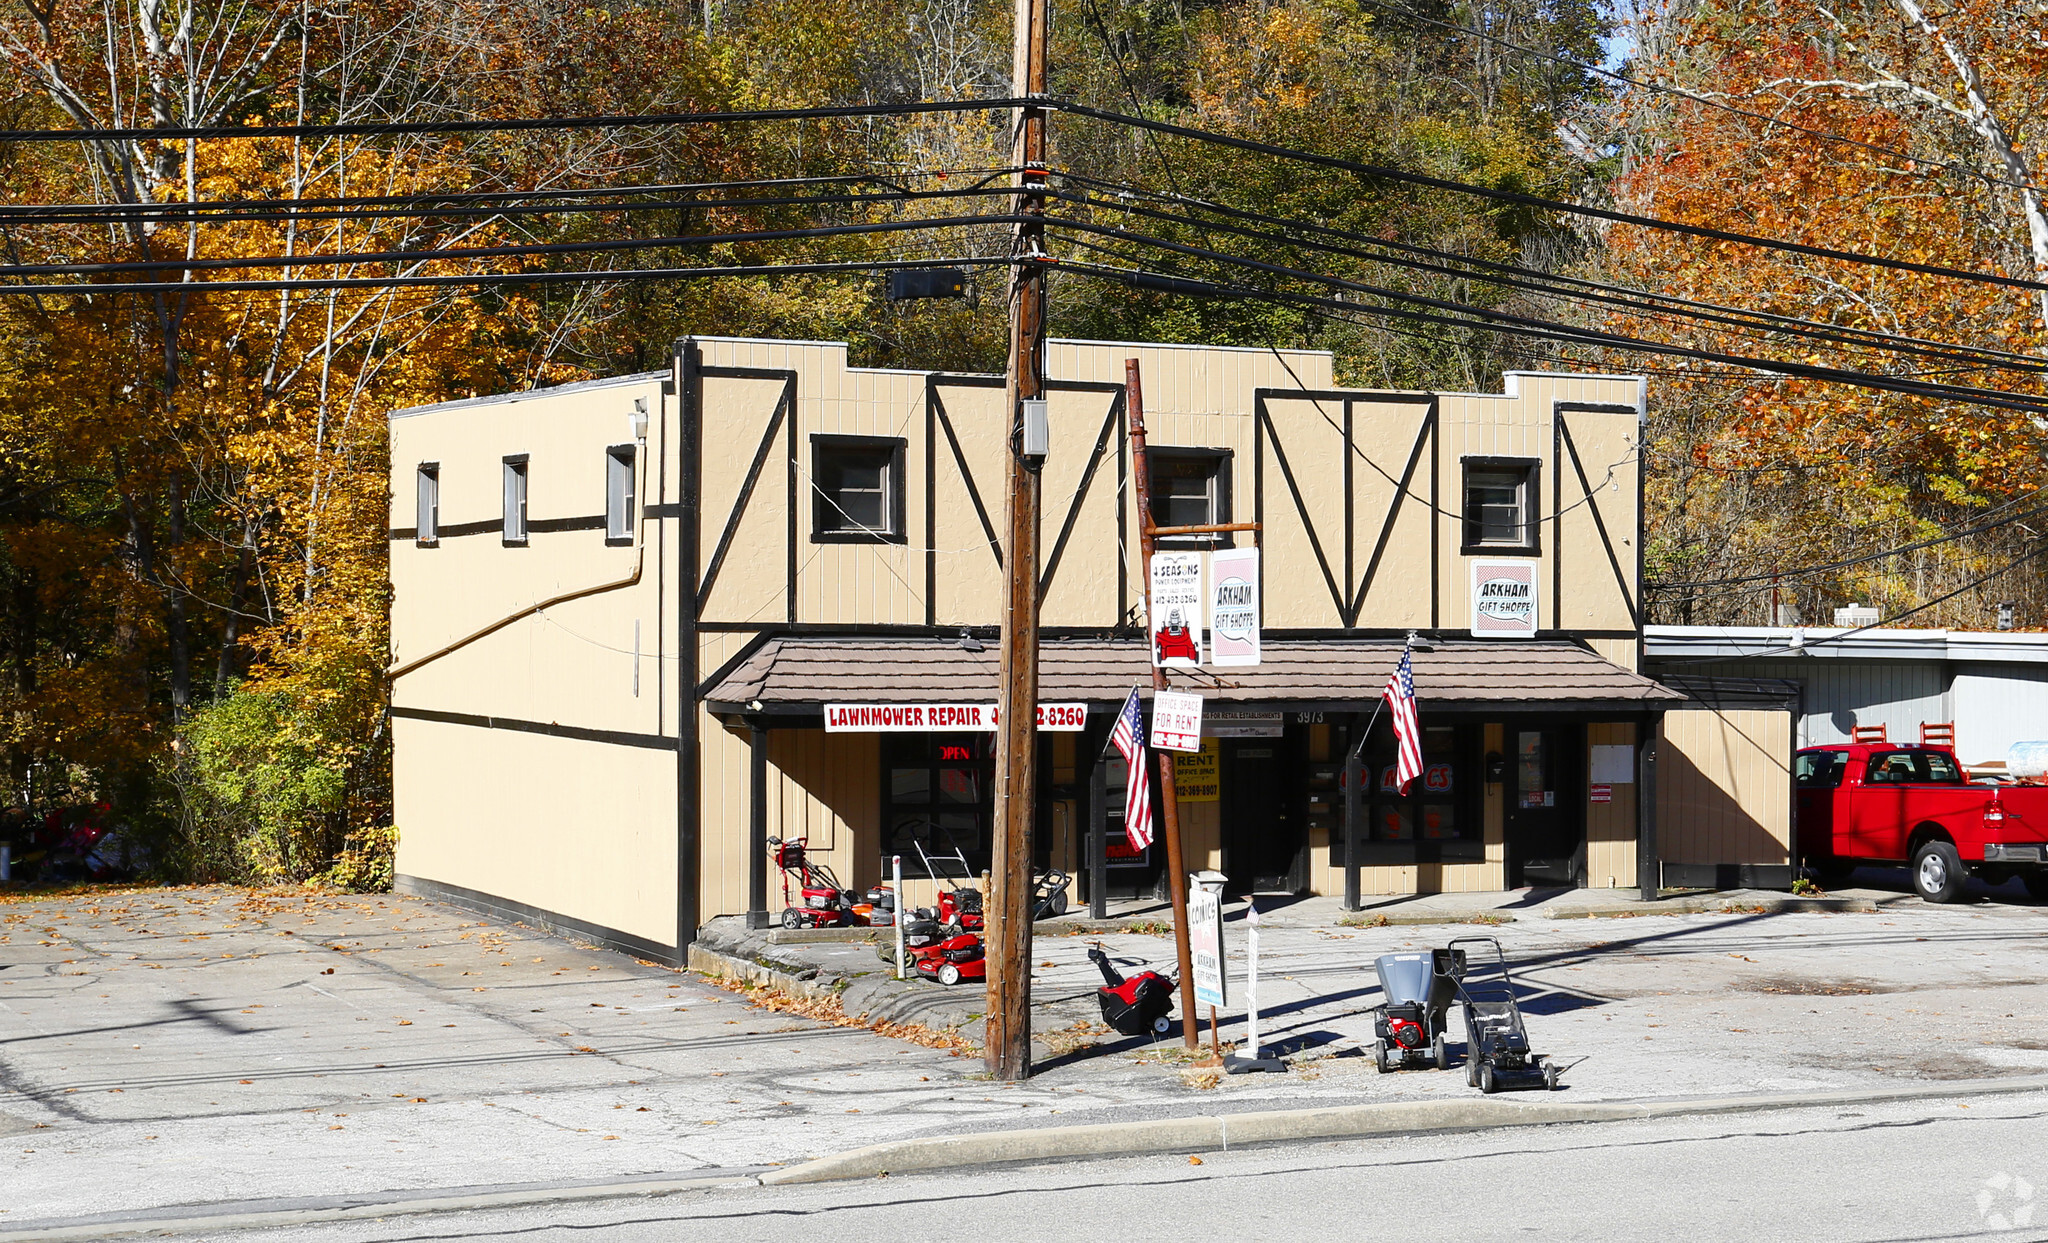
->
[811, 434, 906, 544]
[1147, 447, 1232, 546]
[502, 455, 529, 545]
[605, 445, 636, 546]
[1462, 457, 1538, 553]
[415, 463, 440, 546]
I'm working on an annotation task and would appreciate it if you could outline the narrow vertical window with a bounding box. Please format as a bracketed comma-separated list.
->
[415, 463, 439, 546]
[605, 444, 636, 545]
[502, 455, 529, 545]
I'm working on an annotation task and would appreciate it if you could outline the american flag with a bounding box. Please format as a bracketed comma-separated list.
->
[1110, 687, 1154, 851]
[1384, 649, 1424, 795]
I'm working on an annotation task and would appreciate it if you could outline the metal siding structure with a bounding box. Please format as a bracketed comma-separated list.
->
[1952, 664, 2048, 764]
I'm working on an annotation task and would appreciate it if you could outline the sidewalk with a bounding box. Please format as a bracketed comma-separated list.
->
[4, 882, 2045, 1228]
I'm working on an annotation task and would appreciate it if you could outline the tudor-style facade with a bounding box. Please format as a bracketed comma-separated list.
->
[387, 335, 1678, 962]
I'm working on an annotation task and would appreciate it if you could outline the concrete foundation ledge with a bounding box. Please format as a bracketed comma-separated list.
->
[759, 1074, 2048, 1185]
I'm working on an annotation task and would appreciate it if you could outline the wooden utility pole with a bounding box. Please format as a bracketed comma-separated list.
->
[1125, 359, 1202, 1049]
[985, 0, 1051, 1082]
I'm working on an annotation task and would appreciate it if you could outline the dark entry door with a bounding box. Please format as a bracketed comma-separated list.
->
[1506, 725, 1584, 887]
[1222, 741, 1303, 893]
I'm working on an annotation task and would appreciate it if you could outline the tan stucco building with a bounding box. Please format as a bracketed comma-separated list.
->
[386, 335, 1733, 963]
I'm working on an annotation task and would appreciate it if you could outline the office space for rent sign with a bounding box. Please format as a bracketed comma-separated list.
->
[1470, 560, 1538, 637]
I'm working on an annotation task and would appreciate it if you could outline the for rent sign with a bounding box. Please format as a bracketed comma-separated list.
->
[824, 702, 1088, 732]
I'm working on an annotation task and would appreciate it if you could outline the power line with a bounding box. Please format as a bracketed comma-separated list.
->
[1051, 184, 2047, 378]
[1056, 172, 2048, 376]
[0, 97, 1032, 144]
[1352, 0, 2046, 197]
[1057, 102, 2048, 298]
[1047, 220, 2048, 416]
[0, 178, 1020, 227]
[0, 255, 1013, 296]
[0, 214, 1027, 279]
[1646, 498, 2048, 594]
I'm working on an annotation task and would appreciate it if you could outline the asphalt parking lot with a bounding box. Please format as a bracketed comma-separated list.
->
[5, 883, 2047, 1227]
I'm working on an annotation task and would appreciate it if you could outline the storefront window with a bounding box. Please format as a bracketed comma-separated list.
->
[1102, 755, 1156, 871]
[1335, 722, 1480, 863]
[883, 734, 992, 875]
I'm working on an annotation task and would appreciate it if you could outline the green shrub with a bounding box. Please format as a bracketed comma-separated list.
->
[172, 688, 364, 884]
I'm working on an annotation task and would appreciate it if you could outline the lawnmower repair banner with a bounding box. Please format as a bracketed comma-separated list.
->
[823, 703, 1088, 731]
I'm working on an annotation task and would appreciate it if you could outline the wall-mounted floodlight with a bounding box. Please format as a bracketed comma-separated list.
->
[629, 397, 650, 442]
[1021, 398, 1049, 460]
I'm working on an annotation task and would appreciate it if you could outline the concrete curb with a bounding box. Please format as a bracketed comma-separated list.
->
[0, 1173, 761, 1243]
[758, 1073, 2048, 1184]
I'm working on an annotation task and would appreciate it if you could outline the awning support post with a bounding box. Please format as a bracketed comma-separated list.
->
[1342, 713, 1362, 912]
[1088, 722, 1109, 920]
[747, 722, 770, 929]
[1637, 714, 1661, 901]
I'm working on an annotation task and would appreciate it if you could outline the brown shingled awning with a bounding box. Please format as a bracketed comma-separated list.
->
[704, 636, 1683, 719]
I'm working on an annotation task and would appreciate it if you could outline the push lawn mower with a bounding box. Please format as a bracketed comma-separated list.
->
[1449, 936, 1560, 1093]
[1369, 948, 1462, 1072]
[767, 835, 857, 929]
[915, 836, 985, 932]
[1087, 944, 1175, 1037]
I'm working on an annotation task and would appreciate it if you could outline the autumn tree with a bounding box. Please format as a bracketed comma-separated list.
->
[1595, 0, 2048, 627]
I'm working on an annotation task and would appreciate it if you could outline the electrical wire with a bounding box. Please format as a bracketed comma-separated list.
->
[1045, 220, 2048, 416]
[0, 169, 1019, 221]
[0, 97, 1035, 143]
[1057, 102, 2048, 297]
[0, 180, 1020, 228]
[1054, 172, 2048, 377]
[1350, 0, 2047, 198]
[1664, 540, 2048, 662]
[0, 255, 1014, 296]
[1, 213, 1028, 278]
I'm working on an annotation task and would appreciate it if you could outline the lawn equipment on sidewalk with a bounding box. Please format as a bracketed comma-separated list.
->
[767, 835, 857, 929]
[1087, 944, 1175, 1037]
[915, 836, 984, 932]
[873, 910, 986, 984]
[1033, 866, 1072, 919]
[1449, 935, 1560, 1093]
[1369, 947, 1462, 1072]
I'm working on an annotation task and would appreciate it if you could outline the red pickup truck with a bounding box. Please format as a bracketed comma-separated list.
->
[1796, 742, 2048, 902]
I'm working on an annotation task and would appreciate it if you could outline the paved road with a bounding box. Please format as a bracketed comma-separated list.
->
[5, 885, 2047, 1228]
[229, 1092, 2048, 1242]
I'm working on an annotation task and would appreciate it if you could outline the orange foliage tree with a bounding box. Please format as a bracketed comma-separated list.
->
[1600, 0, 2048, 627]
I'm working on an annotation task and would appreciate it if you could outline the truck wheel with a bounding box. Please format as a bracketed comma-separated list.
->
[1911, 839, 1966, 904]
[2023, 872, 2048, 902]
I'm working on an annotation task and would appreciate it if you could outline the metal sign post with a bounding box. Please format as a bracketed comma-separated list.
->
[892, 854, 906, 980]
[1227, 898, 1283, 1074]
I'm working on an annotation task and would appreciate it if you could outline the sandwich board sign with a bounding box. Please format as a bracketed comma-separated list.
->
[1208, 547, 1261, 666]
[1148, 551, 1204, 666]
[1188, 883, 1228, 1009]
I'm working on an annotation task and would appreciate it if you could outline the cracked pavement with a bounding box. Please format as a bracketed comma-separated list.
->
[3, 883, 2046, 1224]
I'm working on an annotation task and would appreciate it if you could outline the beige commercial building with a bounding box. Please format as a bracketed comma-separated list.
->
[388, 335, 1698, 962]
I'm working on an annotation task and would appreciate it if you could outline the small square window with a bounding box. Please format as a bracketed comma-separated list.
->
[502, 455, 528, 545]
[415, 463, 439, 546]
[605, 445, 635, 545]
[812, 434, 906, 544]
[1146, 447, 1232, 546]
[1461, 458, 1538, 553]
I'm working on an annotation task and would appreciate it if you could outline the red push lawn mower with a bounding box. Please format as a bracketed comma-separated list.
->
[914, 836, 985, 933]
[877, 913, 986, 985]
[767, 835, 857, 929]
